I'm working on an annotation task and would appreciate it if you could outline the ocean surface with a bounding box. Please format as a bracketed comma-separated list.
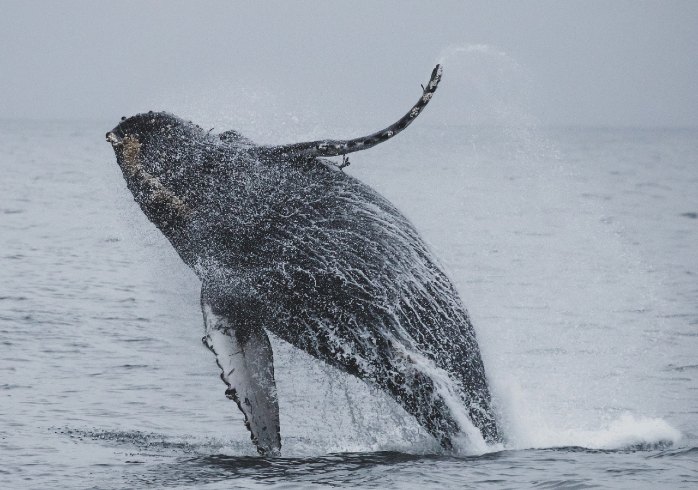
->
[1, 120, 696, 488]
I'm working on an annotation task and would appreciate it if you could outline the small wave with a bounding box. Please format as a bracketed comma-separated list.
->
[53, 427, 243, 455]
[647, 445, 698, 458]
[665, 363, 698, 372]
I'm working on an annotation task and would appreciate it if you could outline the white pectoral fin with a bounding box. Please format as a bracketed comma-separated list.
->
[202, 304, 281, 456]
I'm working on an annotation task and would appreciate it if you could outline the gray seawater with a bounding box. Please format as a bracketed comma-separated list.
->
[1, 120, 696, 488]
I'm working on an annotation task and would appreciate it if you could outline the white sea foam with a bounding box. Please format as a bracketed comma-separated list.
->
[495, 381, 682, 451]
[524, 413, 682, 451]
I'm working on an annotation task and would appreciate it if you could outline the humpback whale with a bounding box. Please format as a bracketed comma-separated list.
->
[106, 65, 500, 455]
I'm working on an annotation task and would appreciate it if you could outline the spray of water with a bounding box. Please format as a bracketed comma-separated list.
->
[435, 44, 682, 453]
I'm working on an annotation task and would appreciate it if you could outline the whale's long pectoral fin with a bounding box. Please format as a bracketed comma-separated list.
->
[201, 293, 281, 456]
[253, 64, 443, 161]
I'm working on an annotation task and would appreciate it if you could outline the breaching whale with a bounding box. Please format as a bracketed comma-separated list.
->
[106, 65, 500, 455]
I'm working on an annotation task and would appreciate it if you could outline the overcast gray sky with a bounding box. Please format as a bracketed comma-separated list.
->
[1, 1, 696, 128]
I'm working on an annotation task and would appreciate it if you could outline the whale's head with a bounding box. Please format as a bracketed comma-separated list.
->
[106, 112, 219, 214]
[106, 112, 207, 181]
[105, 112, 218, 236]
